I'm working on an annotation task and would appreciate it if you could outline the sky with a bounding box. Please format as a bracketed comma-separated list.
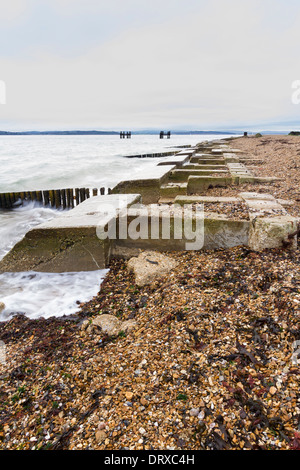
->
[0, 0, 300, 131]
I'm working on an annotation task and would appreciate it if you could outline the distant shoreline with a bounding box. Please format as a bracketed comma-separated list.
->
[0, 130, 237, 136]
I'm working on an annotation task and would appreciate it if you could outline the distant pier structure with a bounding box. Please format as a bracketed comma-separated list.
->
[159, 131, 171, 139]
[120, 131, 131, 139]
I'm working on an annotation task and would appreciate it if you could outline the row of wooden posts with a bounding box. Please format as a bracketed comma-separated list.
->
[120, 131, 172, 139]
[120, 131, 131, 139]
[0, 187, 112, 210]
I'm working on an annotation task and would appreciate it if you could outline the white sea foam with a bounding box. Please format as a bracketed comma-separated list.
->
[0, 202, 108, 321]
[0, 270, 109, 321]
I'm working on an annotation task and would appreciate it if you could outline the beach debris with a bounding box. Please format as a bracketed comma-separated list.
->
[82, 314, 137, 337]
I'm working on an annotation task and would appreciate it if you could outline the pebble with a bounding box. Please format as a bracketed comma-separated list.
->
[95, 431, 107, 443]
[189, 408, 200, 417]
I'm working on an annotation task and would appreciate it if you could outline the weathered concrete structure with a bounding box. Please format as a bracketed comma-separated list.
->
[0, 139, 298, 273]
[111, 165, 175, 204]
[0, 194, 141, 273]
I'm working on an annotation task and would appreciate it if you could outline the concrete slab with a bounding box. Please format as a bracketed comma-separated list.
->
[187, 176, 232, 194]
[175, 149, 196, 156]
[183, 164, 227, 170]
[169, 169, 229, 182]
[193, 153, 217, 157]
[112, 204, 249, 255]
[157, 155, 189, 167]
[111, 165, 175, 204]
[239, 192, 275, 201]
[160, 182, 188, 198]
[175, 196, 240, 205]
[190, 157, 225, 165]
[246, 199, 286, 212]
[0, 194, 141, 273]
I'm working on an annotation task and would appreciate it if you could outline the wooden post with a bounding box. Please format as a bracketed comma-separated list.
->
[2, 194, 7, 208]
[19, 192, 25, 204]
[30, 191, 36, 204]
[36, 191, 43, 204]
[66, 188, 71, 208]
[75, 188, 80, 206]
[48, 190, 55, 207]
[67, 188, 73, 208]
[79, 188, 86, 203]
[61, 189, 67, 209]
[93, 188, 98, 197]
[43, 190, 50, 206]
[100, 187, 105, 195]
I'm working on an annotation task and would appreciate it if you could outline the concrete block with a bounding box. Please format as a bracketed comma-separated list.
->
[112, 205, 249, 255]
[187, 176, 233, 194]
[175, 195, 240, 205]
[169, 169, 228, 182]
[157, 155, 189, 167]
[159, 183, 187, 198]
[0, 194, 141, 273]
[204, 217, 249, 249]
[190, 157, 225, 165]
[248, 216, 298, 251]
[111, 165, 175, 204]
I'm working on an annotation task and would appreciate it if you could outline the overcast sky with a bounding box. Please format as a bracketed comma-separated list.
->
[0, 0, 300, 131]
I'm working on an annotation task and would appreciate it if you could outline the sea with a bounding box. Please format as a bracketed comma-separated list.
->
[0, 133, 237, 321]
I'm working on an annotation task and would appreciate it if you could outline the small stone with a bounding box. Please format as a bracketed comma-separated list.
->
[190, 408, 200, 417]
[96, 430, 107, 443]
[125, 392, 133, 400]
[139, 427, 146, 434]
[127, 251, 178, 286]
[269, 386, 277, 395]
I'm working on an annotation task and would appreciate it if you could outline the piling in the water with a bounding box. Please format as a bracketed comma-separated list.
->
[160, 131, 171, 139]
[120, 131, 131, 139]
